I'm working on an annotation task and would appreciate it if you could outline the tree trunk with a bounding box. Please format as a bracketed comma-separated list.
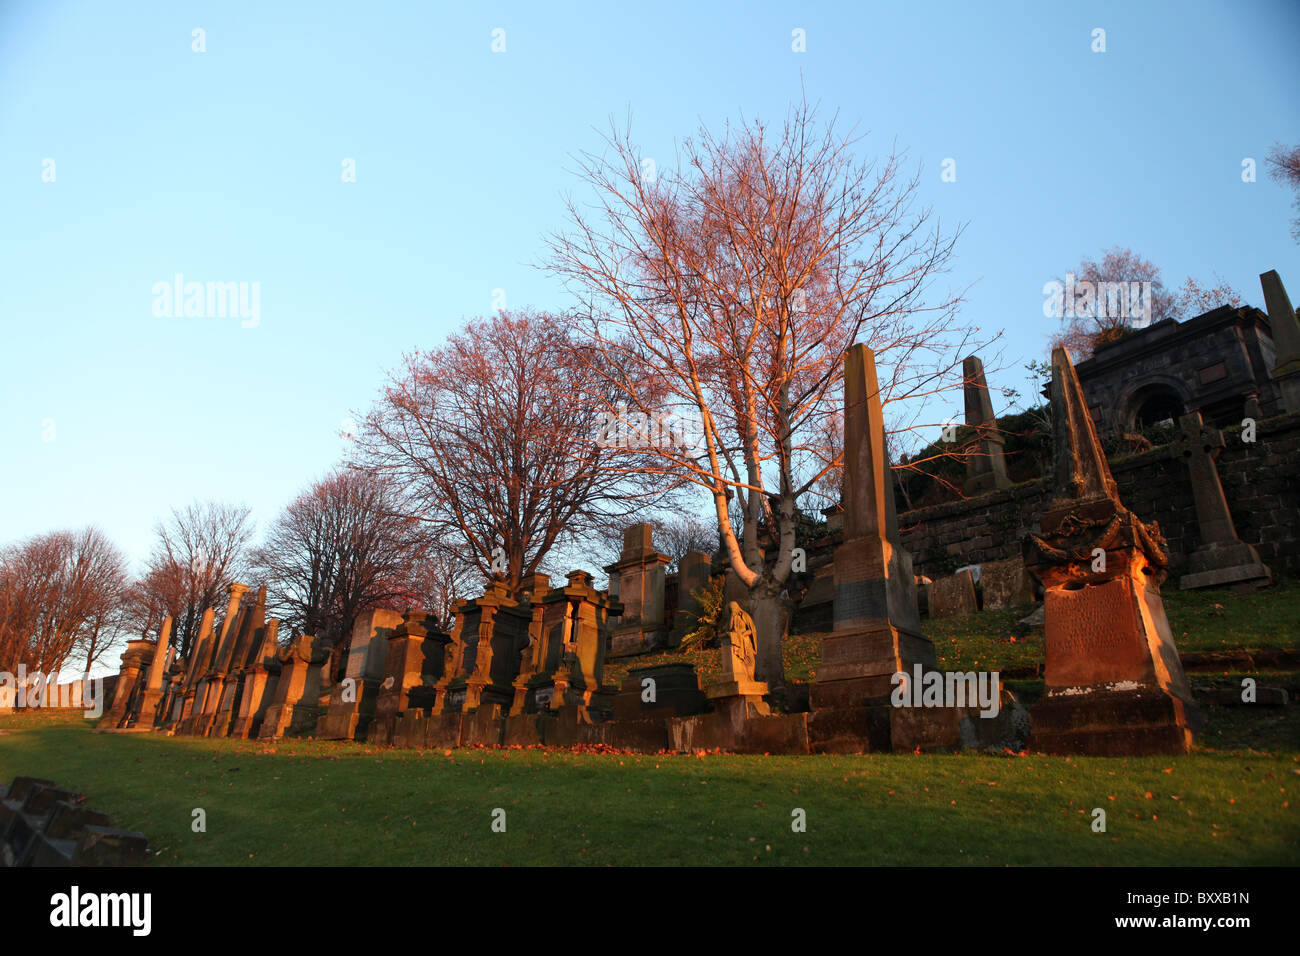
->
[749, 578, 787, 693]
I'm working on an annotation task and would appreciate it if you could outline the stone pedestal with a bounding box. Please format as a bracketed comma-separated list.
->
[605, 524, 672, 657]
[1025, 348, 1194, 756]
[811, 345, 937, 754]
[102, 641, 152, 728]
[511, 570, 616, 715]
[258, 634, 329, 740]
[432, 582, 532, 715]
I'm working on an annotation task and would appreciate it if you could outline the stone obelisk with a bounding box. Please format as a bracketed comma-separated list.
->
[962, 355, 1011, 495]
[810, 344, 936, 752]
[1024, 348, 1194, 755]
[1261, 270, 1300, 414]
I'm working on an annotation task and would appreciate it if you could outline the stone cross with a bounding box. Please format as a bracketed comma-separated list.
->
[1173, 411, 1271, 590]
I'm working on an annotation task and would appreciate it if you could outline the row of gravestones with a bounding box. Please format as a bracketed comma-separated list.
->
[105, 341, 1223, 758]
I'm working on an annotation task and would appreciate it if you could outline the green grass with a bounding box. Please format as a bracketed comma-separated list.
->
[0, 712, 1295, 866]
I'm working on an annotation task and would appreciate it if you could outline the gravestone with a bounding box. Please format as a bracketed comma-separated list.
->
[230, 619, 280, 739]
[432, 582, 532, 715]
[190, 583, 248, 737]
[604, 524, 672, 657]
[368, 610, 450, 744]
[258, 633, 329, 740]
[1024, 348, 1194, 756]
[132, 617, 174, 729]
[173, 607, 215, 731]
[1174, 411, 1272, 590]
[1261, 269, 1300, 413]
[980, 557, 1035, 609]
[511, 570, 615, 715]
[962, 355, 1011, 495]
[927, 569, 979, 618]
[316, 608, 405, 740]
[670, 550, 712, 646]
[810, 344, 937, 752]
[102, 641, 152, 728]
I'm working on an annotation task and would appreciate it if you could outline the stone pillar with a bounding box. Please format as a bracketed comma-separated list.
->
[192, 583, 248, 736]
[229, 620, 280, 739]
[810, 344, 936, 752]
[175, 607, 215, 731]
[1024, 348, 1194, 756]
[1173, 411, 1272, 590]
[102, 641, 153, 727]
[962, 355, 1010, 495]
[670, 550, 712, 647]
[210, 586, 266, 738]
[132, 617, 174, 729]
[316, 608, 405, 740]
[604, 524, 672, 657]
[1261, 270, 1300, 413]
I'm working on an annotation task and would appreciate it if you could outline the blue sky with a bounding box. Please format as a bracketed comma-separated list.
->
[2, 0, 1297, 572]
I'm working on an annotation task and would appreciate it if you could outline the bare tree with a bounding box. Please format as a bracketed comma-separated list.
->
[1048, 247, 1174, 360]
[144, 500, 255, 659]
[0, 527, 130, 675]
[357, 309, 668, 598]
[548, 102, 977, 689]
[251, 469, 427, 667]
[1266, 142, 1300, 243]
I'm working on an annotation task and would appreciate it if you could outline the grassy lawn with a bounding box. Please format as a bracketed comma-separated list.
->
[0, 712, 1295, 866]
[2, 577, 1296, 867]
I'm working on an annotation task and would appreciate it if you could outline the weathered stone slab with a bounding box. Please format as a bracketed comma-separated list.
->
[927, 570, 979, 618]
[980, 557, 1034, 609]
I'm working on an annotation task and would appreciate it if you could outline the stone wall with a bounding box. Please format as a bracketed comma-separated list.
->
[900, 411, 1300, 579]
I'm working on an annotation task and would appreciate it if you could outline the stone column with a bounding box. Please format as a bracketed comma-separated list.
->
[193, 583, 248, 736]
[810, 344, 935, 752]
[102, 641, 153, 728]
[258, 634, 327, 740]
[230, 619, 280, 739]
[1261, 270, 1300, 413]
[175, 607, 215, 731]
[1174, 412, 1271, 590]
[962, 355, 1010, 495]
[132, 616, 174, 728]
[604, 524, 671, 657]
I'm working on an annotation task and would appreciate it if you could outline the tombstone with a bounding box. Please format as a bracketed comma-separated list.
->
[431, 582, 532, 715]
[1024, 348, 1194, 756]
[510, 571, 616, 715]
[189, 583, 249, 736]
[613, 662, 707, 721]
[210, 586, 267, 738]
[670, 550, 712, 647]
[1261, 269, 1300, 414]
[173, 607, 215, 731]
[604, 524, 672, 657]
[811, 345, 937, 752]
[980, 557, 1035, 609]
[229, 620, 281, 739]
[102, 641, 153, 727]
[131, 617, 174, 729]
[962, 355, 1011, 495]
[927, 570, 979, 618]
[368, 611, 450, 744]
[316, 608, 405, 740]
[258, 633, 329, 740]
[1173, 411, 1273, 590]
